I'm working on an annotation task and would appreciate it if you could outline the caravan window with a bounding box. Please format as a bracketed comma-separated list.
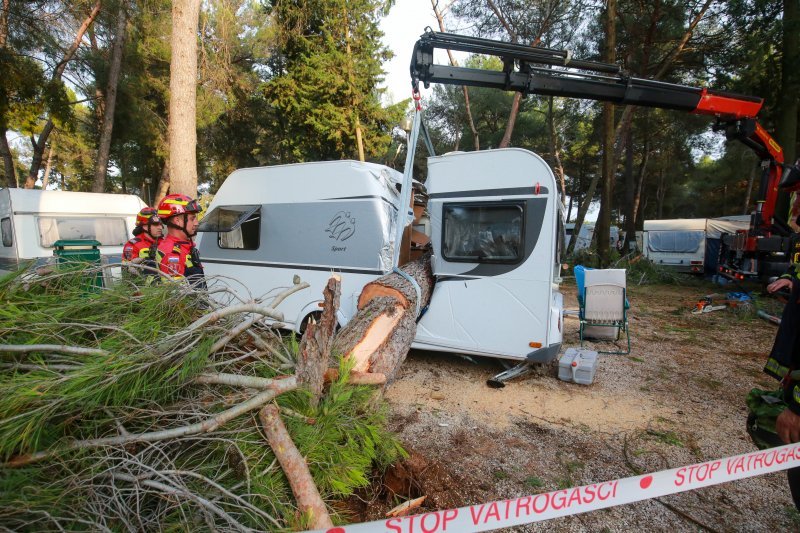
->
[1, 218, 11, 247]
[37, 217, 128, 247]
[647, 230, 703, 253]
[442, 202, 524, 263]
[197, 205, 260, 250]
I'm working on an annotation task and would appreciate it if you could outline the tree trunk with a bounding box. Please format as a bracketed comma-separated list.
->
[41, 136, 56, 190]
[25, 0, 101, 188]
[623, 126, 634, 252]
[0, 129, 15, 188]
[92, 5, 127, 193]
[0, 0, 8, 48]
[296, 275, 340, 407]
[431, 0, 479, 151]
[778, 0, 800, 228]
[156, 158, 170, 202]
[568, 167, 600, 255]
[547, 96, 566, 202]
[596, 0, 617, 266]
[333, 255, 433, 384]
[167, 0, 201, 197]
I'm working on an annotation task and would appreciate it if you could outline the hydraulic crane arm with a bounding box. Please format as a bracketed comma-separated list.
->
[410, 30, 792, 232]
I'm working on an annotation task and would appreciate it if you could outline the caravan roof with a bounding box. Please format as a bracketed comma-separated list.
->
[643, 216, 750, 238]
[212, 160, 403, 206]
[2, 188, 145, 215]
[643, 218, 707, 232]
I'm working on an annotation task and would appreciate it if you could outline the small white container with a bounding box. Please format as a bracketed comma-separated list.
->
[558, 348, 599, 385]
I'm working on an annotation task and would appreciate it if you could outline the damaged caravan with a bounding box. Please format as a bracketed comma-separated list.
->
[197, 148, 564, 364]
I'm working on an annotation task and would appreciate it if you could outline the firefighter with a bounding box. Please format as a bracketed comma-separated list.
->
[122, 207, 162, 273]
[762, 232, 800, 509]
[153, 194, 205, 289]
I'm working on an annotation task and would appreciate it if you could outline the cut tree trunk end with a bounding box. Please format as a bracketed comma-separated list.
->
[334, 254, 433, 384]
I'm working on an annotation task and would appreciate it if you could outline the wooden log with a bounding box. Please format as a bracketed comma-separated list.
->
[259, 405, 333, 529]
[296, 275, 340, 406]
[333, 254, 433, 383]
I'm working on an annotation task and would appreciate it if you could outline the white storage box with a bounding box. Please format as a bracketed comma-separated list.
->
[558, 348, 599, 385]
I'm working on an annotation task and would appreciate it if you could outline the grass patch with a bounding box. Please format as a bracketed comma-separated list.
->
[493, 469, 508, 480]
[524, 476, 544, 489]
[629, 356, 645, 363]
[695, 376, 724, 391]
[647, 429, 684, 447]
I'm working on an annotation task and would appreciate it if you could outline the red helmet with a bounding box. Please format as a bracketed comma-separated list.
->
[135, 207, 161, 227]
[157, 194, 201, 220]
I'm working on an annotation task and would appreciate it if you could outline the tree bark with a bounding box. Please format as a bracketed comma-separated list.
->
[296, 275, 341, 407]
[259, 405, 333, 529]
[0, 130, 15, 188]
[778, 0, 800, 228]
[156, 158, 170, 203]
[623, 126, 634, 252]
[92, 5, 128, 193]
[167, 0, 201, 197]
[333, 254, 433, 384]
[25, 0, 101, 189]
[41, 136, 56, 190]
[596, 0, 616, 265]
[431, 0, 479, 151]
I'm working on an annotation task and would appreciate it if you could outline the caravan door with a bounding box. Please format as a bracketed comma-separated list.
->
[414, 149, 561, 361]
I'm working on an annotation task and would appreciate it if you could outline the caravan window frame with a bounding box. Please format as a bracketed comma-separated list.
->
[441, 201, 525, 264]
[198, 205, 261, 251]
[1, 217, 11, 247]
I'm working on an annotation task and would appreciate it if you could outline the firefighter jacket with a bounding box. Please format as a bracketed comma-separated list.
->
[122, 233, 157, 262]
[153, 234, 206, 289]
[765, 237, 800, 414]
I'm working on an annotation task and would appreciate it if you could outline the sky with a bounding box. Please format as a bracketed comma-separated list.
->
[378, 0, 444, 104]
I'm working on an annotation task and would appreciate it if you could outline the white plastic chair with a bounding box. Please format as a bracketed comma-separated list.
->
[579, 268, 630, 354]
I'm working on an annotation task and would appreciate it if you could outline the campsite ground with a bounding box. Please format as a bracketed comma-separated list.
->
[339, 280, 800, 531]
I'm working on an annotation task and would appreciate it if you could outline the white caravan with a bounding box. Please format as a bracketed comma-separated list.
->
[197, 148, 564, 363]
[0, 188, 146, 275]
[643, 216, 750, 274]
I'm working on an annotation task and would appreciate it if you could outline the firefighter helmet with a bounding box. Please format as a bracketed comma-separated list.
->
[157, 194, 201, 220]
[135, 207, 161, 227]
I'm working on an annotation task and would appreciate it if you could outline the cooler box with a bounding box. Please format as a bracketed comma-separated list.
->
[558, 348, 599, 385]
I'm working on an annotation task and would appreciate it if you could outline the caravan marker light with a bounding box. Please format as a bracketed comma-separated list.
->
[529, 342, 542, 348]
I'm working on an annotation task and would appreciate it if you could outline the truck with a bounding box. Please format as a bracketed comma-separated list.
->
[0, 188, 146, 276]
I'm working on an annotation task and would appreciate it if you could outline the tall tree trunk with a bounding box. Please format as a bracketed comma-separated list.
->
[92, 5, 128, 193]
[156, 158, 170, 203]
[167, 0, 201, 197]
[25, 0, 101, 188]
[743, 160, 756, 215]
[656, 168, 666, 218]
[0, 0, 8, 48]
[567, 171, 600, 255]
[0, 130, 15, 188]
[41, 136, 56, 190]
[623, 126, 635, 252]
[596, 0, 617, 266]
[547, 96, 566, 202]
[632, 140, 650, 233]
[431, 0, 479, 150]
[778, 0, 800, 228]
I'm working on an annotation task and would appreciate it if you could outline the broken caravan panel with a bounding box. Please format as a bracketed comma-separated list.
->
[412, 148, 564, 363]
[196, 160, 404, 331]
[0, 188, 145, 275]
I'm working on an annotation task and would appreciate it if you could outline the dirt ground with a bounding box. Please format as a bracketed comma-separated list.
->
[339, 280, 800, 531]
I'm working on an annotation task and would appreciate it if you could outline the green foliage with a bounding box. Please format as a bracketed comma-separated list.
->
[0, 266, 404, 530]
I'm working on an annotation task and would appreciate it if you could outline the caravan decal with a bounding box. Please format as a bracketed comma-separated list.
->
[326, 211, 356, 242]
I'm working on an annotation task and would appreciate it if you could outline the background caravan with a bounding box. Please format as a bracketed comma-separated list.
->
[642, 216, 750, 274]
[197, 148, 565, 363]
[0, 188, 145, 276]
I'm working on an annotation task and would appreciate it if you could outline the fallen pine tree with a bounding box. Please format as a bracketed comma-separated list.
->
[0, 255, 434, 531]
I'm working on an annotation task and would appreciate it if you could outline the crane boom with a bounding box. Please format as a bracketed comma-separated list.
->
[410, 30, 795, 280]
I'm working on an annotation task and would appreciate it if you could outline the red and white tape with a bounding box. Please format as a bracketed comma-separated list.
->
[308, 443, 800, 533]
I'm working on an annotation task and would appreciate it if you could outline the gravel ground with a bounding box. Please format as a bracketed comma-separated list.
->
[344, 280, 800, 531]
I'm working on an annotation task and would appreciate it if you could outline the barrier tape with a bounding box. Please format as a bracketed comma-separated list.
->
[308, 443, 800, 533]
